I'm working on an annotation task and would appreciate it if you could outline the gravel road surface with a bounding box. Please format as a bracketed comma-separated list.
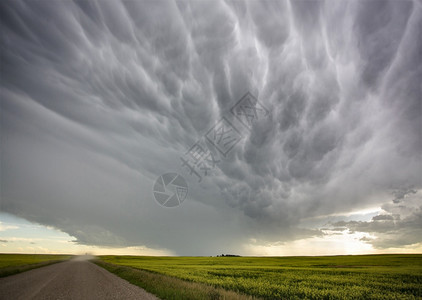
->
[0, 256, 159, 300]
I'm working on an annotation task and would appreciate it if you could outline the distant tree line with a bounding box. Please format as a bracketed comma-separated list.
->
[216, 254, 241, 257]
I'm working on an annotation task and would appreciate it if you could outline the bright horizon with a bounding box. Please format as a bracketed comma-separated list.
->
[2, 212, 421, 256]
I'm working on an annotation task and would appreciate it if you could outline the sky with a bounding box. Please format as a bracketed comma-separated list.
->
[0, 0, 421, 256]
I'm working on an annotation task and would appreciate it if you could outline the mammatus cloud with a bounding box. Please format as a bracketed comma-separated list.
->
[1, 0, 421, 255]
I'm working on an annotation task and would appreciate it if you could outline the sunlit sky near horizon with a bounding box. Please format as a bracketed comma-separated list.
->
[2, 209, 421, 256]
[1, 0, 421, 256]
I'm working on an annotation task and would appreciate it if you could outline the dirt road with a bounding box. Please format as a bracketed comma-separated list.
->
[0, 256, 159, 300]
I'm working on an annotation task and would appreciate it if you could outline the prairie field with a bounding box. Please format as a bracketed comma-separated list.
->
[98, 254, 422, 299]
[0, 254, 72, 277]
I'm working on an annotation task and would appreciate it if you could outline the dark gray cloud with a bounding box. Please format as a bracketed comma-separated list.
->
[392, 186, 417, 204]
[1, 0, 421, 254]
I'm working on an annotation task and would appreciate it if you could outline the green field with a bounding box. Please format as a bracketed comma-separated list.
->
[0, 254, 72, 277]
[98, 254, 422, 299]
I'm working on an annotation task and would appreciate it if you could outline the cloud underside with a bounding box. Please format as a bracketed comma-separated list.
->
[1, 0, 421, 254]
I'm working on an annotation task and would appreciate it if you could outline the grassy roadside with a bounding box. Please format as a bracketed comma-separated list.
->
[94, 260, 259, 300]
[0, 254, 73, 277]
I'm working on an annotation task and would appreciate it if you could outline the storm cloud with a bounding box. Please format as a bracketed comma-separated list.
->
[1, 0, 421, 255]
